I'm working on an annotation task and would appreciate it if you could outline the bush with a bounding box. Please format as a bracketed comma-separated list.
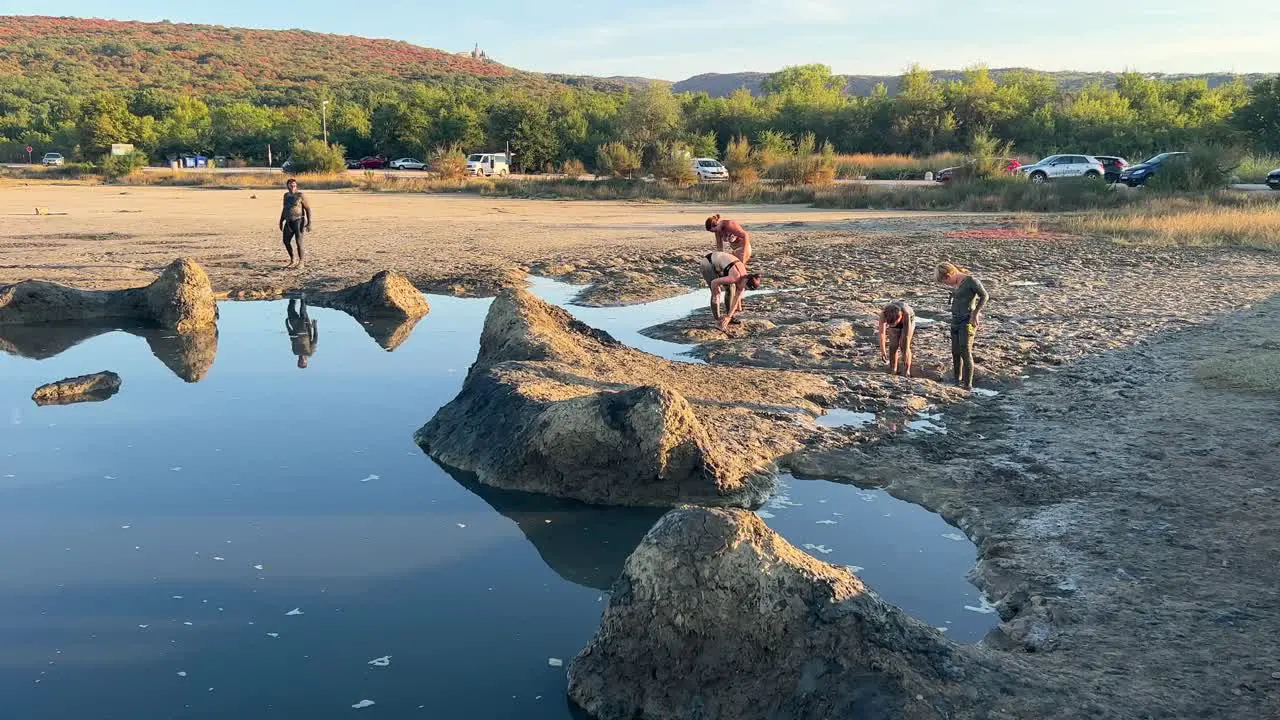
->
[288, 140, 346, 174]
[754, 130, 792, 169]
[429, 144, 467, 179]
[100, 151, 148, 180]
[560, 158, 587, 178]
[1147, 144, 1243, 192]
[771, 133, 836, 186]
[654, 142, 697, 186]
[723, 135, 759, 184]
[596, 142, 641, 178]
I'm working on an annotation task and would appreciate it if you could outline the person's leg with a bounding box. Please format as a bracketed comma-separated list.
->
[282, 224, 296, 265]
[961, 323, 977, 389]
[887, 328, 902, 374]
[949, 325, 963, 385]
[292, 220, 305, 267]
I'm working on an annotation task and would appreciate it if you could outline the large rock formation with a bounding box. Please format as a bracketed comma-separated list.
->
[415, 289, 835, 507]
[568, 507, 1046, 720]
[0, 258, 217, 332]
[309, 271, 430, 351]
[31, 371, 122, 406]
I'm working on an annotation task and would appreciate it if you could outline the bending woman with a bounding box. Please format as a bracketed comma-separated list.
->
[705, 214, 752, 265]
[700, 251, 761, 331]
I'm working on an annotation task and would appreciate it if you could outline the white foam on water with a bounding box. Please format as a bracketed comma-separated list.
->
[177, 672, 187, 677]
[847, 565, 864, 573]
[970, 388, 999, 398]
[285, 608, 303, 616]
[756, 510, 775, 519]
[267, 633, 280, 638]
[547, 658, 563, 668]
[359, 474, 379, 482]
[456, 523, 467, 528]
[368, 656, 391, 667]
[137, 625, 149, 629]
[803, 544, 834, 555]
[963, 597, 998, 615]
[253, 564, 264, 571]
[170, 467, 182, 472]
[352, 700, 375, 709]
[213, 557, 225, 561]
[815, 520, 838, 525]
[121, 525, 131, 529]
[942, 533, 967, 542]
[172, 596, 183, 600]
[104, 475, 116, 480]
[183, 622, 193, 626]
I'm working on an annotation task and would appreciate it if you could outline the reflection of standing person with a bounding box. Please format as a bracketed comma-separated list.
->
[700, 251, 761, 331]
[705, 214, 752, 265]
[936, 262, 989, 390]
[877, 301, 915, 377]
[279, 178, 312, 269]
[287, 298, 318, 369]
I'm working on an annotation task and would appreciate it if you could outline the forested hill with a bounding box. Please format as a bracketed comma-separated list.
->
[0, 16, 521, 102]
[673, 70, 1270, 98]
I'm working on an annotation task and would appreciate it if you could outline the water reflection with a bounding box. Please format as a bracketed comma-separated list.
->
[0, 322, 218, 383]
[443, 463, 665, 592]
[286, 299, 318, 369]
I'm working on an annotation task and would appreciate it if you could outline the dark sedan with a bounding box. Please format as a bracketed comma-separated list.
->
[1117, 152, 1187, 187]
[1267, 167, 1280, 190]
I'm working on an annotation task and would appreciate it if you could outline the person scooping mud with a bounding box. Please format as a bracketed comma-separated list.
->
[700, 251, 761, 331]
[877, 301, 915, 377]
[286, 297, 318, 369]
[279, 178, 312, 269]
[936, 262, 988, 390]
[705, 214, 752, 265]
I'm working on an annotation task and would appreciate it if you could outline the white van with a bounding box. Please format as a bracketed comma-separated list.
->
[692, 157, 728, 182]
[465, 153, 510, 176]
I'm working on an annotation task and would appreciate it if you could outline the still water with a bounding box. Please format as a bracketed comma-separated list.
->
[0, 283, 993, 719]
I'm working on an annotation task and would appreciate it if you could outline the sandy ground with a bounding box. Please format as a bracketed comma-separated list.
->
[5, 184, 1280, 717]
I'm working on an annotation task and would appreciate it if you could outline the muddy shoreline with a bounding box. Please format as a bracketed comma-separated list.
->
[5, 186, 1280, 716]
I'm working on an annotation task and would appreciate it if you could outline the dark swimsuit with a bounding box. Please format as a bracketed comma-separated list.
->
[705, 253, 741, 277]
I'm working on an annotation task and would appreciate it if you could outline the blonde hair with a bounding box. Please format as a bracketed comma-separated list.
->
[705, 214, 722, 231]
[936, 262, 967, 282]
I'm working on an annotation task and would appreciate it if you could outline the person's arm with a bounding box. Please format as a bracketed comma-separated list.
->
[302, 194, 312, 229]
[708, 285, 722, 322]
[970, 277, 989, 328]
[714, 230, 725, 252]
[902, 317, 914, 377]
[310, 319, 318, 345]
[279, 197, 287, 229]
[877, 317, 888, 362]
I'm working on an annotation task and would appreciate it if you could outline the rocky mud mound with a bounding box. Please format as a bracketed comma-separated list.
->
[0, 258, 217, 332]
[309, 270, 431, 351]
[31, 371, 122, 406]
[568, 507, 1054, 720]
[415, 288, 837, 507]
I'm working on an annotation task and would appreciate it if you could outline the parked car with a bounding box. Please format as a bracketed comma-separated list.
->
[42, 152, 64, 166]
[1093, 155, 1129, 183]
[1117, 152, 1188, 187]
[351, 156, 387, 170]
[934, 158, 1021, 183]
[465, 153, 510, 176]
[345, 158, 362, 169]
[692, 157, 729, 182]
[389, 157, 426, 170]
[1266, 167, 1280, 190]
[1018, 155, 1105, 183]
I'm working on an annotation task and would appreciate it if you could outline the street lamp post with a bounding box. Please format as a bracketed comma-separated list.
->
[321, 100, 330, 146]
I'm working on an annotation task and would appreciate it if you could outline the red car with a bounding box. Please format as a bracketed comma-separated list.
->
[352, 156, 386, 169]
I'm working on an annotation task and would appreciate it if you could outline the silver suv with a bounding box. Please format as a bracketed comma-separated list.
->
[1019, 154, 1104, 183]
[42, 152, 65, 166]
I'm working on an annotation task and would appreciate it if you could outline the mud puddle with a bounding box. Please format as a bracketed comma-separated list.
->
[0, 287, 995, 719]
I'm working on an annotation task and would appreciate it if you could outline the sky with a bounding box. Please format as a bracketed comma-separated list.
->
[2, 0, 1278, 80]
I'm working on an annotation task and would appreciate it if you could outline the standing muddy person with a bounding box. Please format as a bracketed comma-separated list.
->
[937, 262, 989, 390]
[877, 301, 915, 377]
[705, 214, 752, 265]
[279, 178, 312, 269]
[286, 297, 318, 369]
[700, 251, 761, 331]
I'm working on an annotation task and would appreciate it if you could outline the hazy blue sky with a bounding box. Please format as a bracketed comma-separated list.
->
[3, 1, 1277, 79]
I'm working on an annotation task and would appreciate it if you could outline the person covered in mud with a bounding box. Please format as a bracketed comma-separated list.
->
[877, 301, 915, 377]
[700, 250, 761, 331]
[705, 214, 752, 265]
[279, 178, 312, 269]
[286, 297, 318, 369]
[936, 262, 989, 390]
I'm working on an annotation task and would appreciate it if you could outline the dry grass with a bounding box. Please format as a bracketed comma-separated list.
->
[829, 152, 969, 180]
[1196, 350, 1280, 393]
[1059, 195, 1280, 249]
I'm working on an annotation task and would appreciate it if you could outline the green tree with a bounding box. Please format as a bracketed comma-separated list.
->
[761, 64, 844, 106]
[618, 82, 680, 149]
[77, 92, 137, 157]
[288, 139, 346, 173]
[1234, 77, 1280, 151]
[595, 141, 640, 177]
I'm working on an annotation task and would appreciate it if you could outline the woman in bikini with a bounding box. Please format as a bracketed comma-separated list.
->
[705, 214, 752, 265]
[700, 250, 761, 331]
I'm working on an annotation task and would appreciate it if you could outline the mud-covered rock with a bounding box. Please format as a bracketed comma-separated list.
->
[416, 289, 836, 507]
[568, 507, 1038, 720]
[0, 321, 217, 384]
[31, 371, 122, 406]
[0, 258, 217, 332]
[309, 270, 429, 321]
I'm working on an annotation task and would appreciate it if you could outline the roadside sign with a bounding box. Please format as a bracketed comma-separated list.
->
[25, 145, 32, 153]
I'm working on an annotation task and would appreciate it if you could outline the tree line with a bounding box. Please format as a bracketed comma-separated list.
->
[2, 64, 1277, 170]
